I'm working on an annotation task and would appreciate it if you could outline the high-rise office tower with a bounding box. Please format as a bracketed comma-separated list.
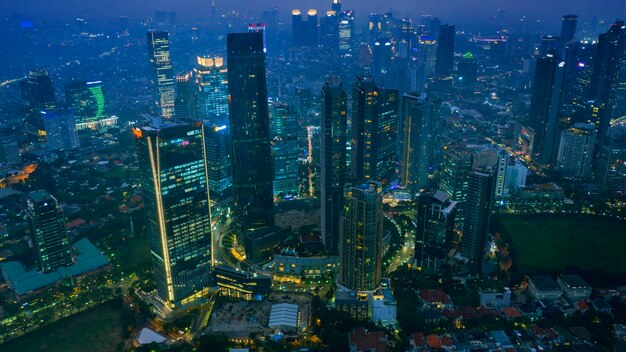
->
[369, 13, 382, 43]
[135, 122, 212, 308]
[320, 78, 348, 253]
[331, 0, 341, 12]
[588, 21, 626, 147]
[416, 190, 457, 271]
[195, 56, 229, 125]
[439, 146, 473, 223]
[561, 41, 596, 118]
[174, 71, 196, 121]
[147, 31, 176, 118]
[337, 10, 355, 54]
[528, 54, 565, 164]
[595, 124, 626, 191]
[64, 80, 105, 129]
[540, 36, 560, 57]
[410, 35, 438, 91]
[292, 9, 318, 46]
[399, 93, 439, 194]
[42, 110, 79, 151]
[435, 24, 455, 75]
[26, 190, 72, 273]
[227, 31, 274, 230]
[457, 52, 478, 87]
[560, 14, 578, 50]
[377, 88, 400, 182]
[270, 102, 300, 197]
[494, 149, 510, 199]
[20, 69, 56, 110]
[320, 10, 339, 51]
[556, 123, 596, 179]
[0, 129, 20, 165]
[459, 169, 494, 273]
[350, 75, 379, 181]
[338, 182, 383, 292]
[203, 124, 232, 205]
[372, 38, 393, 75]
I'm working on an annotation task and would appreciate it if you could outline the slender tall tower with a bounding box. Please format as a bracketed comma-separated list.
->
[27, 190, 73, 273]
[227, 31, 274, 230]
[350, 75, 379, 181]
[147, 31, 176, 118]
[435, 24, 455, 75]
[588, 20, 626, 147]
[195, 56, 229, 125]
[320, 77, 347, 253]
[174, 71, 196, 121]
[459, 169, 494, 273]
[560, 14, 578, 48]
[135, 122, 213, 308]
[339, 183, 383, 292]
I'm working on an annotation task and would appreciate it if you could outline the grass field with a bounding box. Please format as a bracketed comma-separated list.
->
[492, 214, 626, 276]
[1, 301, 125, 352]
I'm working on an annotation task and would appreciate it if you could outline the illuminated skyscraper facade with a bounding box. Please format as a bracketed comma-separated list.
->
[195, 56, 229, 125]
[42, 110, 79, 151]
[556, 123, 596, 179]
[147, 31, 176, 118]
[338, 182, 383, 292]
[227, 32, 274, 230]
[270, 102, 299, 197]
[135, 122, 212, 308]
[64, 80, 106, 129]
[27, 190, 73, 273]
[321, 78, 347, 253]
[203, 123, 232, 205]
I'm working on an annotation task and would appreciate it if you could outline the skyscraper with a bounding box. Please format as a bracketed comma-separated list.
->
[320, 10, 339, 51]
[227, 31, 274, 230]
[410, 35, 438, 91]
[457, 52, 478, 87]
[270, 102, 300, 197]
[338, 182, 383, 292]
[561, 41, 596, 118]
[331, 0, 341, 12]
[372, 38, 393, 75]
[416, 190, 457, 271]
[20, 69, 56, 110]
[560, 14, 578, 50]
[64, 80, 106, 129]
[320, 77, 347, 253]
[0, 129, 20, 166]
[494, 149, 510, 199]
[556, 123, 596, 179]
[147, 31, 176, 118]
[26, 190, 72, 273]
[439, 146, 472, 224]
[42, 110, 79, 151]
[377, 88, 400, 182]
[528, 54, 564, 164]
[459, 170, 494, 273]
[292, 9, 318, 46]
[350, 75, 379, 182]
[435, 24, 455, 76]
[203, 124, 232, 206]
[399, 93, 439, 194]
[595, 124, 626, 191]
[588, 21, 626, 147]
[195, 56, 229, 125]
[135, 122, 212, 308]
[337, 10, 355, 54]
[174, 71, 196, 121]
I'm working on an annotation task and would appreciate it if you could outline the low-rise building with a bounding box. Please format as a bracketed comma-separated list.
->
[268, 303, 306, 333]
[528, 275, 562, 301]
[479, 287, 511, 308]
[557, 274, 591, 301]
[348, 327, 389, 352]
[211, 265, 272, 301]
[274, 254, 338, 280]
[418, 288, 453, 309]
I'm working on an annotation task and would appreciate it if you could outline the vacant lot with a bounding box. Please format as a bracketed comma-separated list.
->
[493, 214, 626, 277]
[1, 301, 124, 352]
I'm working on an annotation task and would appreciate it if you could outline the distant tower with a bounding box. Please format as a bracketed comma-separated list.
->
[42, 110, 79, 151]
[134, 122, 213, 308]
[339, 183, 383, 292]
[435, 24, 455, 75]
[64, 80, 106, 130]
[350, 75, 379, 181]
[331, 0, 341, 13]
[227, 31, 274, 230]
[147, 31, 176, 118]
[27, 190, 73, 273]
[416, 190, 457, 271]
[20, 69, 56, 110]
[174, 71, 196, 121]
[195, 56, 229, 125]
[270, 102, 300, 197]
[560, 14, 578, 50]
[211, 0, 216, 18]
[320, 77, 348, 253]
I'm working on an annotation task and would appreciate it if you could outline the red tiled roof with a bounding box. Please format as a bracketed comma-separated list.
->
[426, 334, 442, 348]
[348, 327, 388, 352]
[419, 288, 452, 305]
[411, 332, 426, 347]
[503, 306, 522, 318]
[65, 218, 86, 228]
[576, 301, 589, 311]
[441, 335, 453, 347]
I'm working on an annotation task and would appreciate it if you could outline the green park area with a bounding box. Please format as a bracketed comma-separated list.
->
[1, 301, 125, 352]
[492, 214, 626, 278]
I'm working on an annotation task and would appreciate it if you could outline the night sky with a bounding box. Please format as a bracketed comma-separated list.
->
[2, 0, 625, 25]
